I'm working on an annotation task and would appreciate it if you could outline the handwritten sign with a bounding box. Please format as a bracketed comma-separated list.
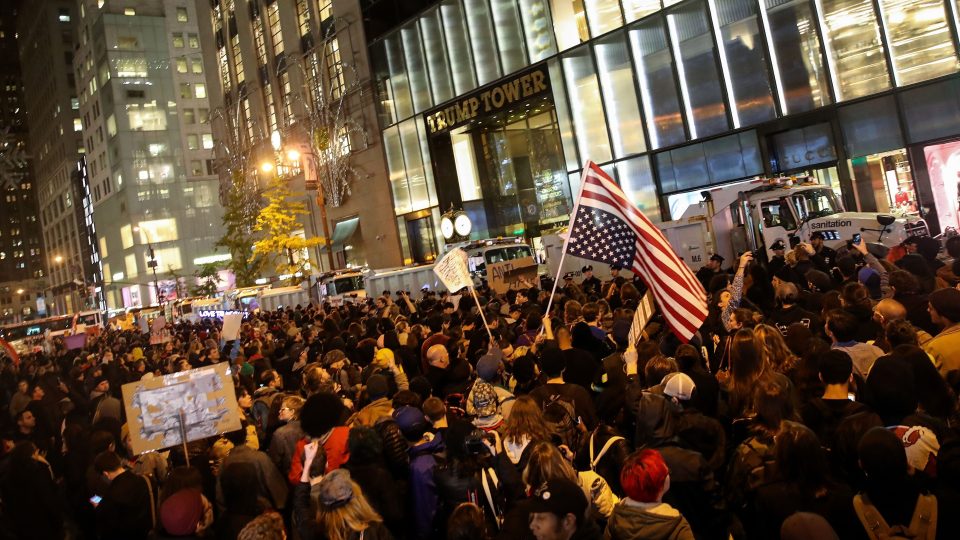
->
[433, 248, 473, 292]
[221, 312, 244, 341]
[487, 256, 538, 294]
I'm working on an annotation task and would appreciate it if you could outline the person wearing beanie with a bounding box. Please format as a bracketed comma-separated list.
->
[605, 449, 695, 540]
[923, 287, 960, 377]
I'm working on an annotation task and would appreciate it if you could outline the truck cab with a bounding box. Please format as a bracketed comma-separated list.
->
[319, 269, 366, 305]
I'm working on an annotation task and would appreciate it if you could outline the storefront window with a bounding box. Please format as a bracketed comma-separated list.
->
[615, 156, 660, 222]
[623, 0, 662, 23]
[562, 46, 613, 165]
[848, 150, 917, 215]
[384, 35, 413, 121]
[922, 140, 960, 233]
[548, 59, 581, 171]
[878, 0, 959, 86]
[629, 17, 686, 149]
[463, 0, 503, 85]
[761, 0, 831, 114]
[899, 79, 960, 144]
[585, 0, 624, 36]
[490, 0, 528, 74]
[400, 22, 433, 114]
[420, 9, 455, 105]
[440, 0, 478, 95]
[838, 95, 903, 159]
[711, 0, 776, 126]
[667, 1, 728, 138]
[550, 0, 590, 50]
[519, 0, 558, 62]
[384, 126, 411, 215]
[816, 0, 890, 100]
[595, 32, 646, 158]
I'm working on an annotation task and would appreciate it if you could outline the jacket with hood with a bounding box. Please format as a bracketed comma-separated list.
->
[408, 433, 445, 540]
[604, 500, 695, 540]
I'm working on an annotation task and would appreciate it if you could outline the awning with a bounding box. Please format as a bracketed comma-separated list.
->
[320, 217, 359, 252]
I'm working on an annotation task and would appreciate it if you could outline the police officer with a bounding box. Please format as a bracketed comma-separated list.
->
[768, 240, 787, 277]
[561, 272, 577, 296]
[807, 231, 837, 273]
[696, 254, 725, 291]
[580, 265, 601, 298]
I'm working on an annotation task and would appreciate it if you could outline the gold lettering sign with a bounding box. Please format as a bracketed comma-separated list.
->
[425, 67, 550, 135]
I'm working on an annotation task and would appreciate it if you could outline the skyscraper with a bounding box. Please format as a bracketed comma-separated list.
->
[0, 2, 46, 323]
[74, 0, 222, 309]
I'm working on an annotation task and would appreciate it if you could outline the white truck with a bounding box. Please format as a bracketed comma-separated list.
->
[668, 177, 929, 268]
[318, 269, 367, 305]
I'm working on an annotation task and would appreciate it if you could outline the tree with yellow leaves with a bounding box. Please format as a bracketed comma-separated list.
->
[252, 173, 324, 285]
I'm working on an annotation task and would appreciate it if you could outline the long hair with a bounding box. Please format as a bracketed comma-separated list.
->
[730, 329, 766, 387]
[317, 480, 383, 540]
[754, 324, 798, 373]
[503, 395, 551, 446]
[522, 441, 577, 490]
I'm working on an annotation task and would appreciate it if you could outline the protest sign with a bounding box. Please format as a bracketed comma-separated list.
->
[121, 362, 241, 455]
[433, 248, 473, 292]
[149, 316, 171, 345]
[221, 312, 244, 341]
[487, 256, 538, 294]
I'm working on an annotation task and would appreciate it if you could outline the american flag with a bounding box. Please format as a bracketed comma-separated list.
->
[566, 162, 708, 341]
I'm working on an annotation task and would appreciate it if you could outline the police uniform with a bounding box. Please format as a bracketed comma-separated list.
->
[768, 240, 787, 277]
[580, 265, 601, 298]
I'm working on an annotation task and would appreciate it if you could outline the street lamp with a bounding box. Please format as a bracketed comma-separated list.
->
[54, 255, 63, 264]
[133, 226, 162, 306]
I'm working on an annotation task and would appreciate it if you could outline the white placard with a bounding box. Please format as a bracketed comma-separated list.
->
[432, 248, 473, 292]
[221, 312, 244, 341]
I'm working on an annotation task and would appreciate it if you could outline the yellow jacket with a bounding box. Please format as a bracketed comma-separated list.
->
[922, 324, 960, 378]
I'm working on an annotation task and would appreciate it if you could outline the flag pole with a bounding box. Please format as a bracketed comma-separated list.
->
[542, 162, 593, 322]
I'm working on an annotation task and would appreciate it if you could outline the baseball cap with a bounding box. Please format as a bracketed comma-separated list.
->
[476, 352, 502, 382]
[393, 405, 428, 439]
[709, 254, 724, 263]
[318, 469, 355, 509]
[528, 478, 588, 521]
[662, 372, 696, 401]
[471, 381, 499, 418]
[771, 240, 786, 251]
[581, 265, 593, 272]
[563, 272, 575, 281]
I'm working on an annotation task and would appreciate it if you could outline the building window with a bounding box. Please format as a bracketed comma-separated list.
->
[187, 134, 200, 150]
[202, 133, 214, 149]
[190, 160, 204, 175]
[180, 83, 192, 99]
[184, 109, 196, 124]
[550, 0, 589, 51]
[595, 32, 647, 157]
[213, 3, 223, 33]
[191, 59, 203, 74]
[58, 9, 71, 23]
[176, 57, 188, 74]
[116, 36, 138, 49]
[268, 3, 284, 56]
[194, 83, 206, 99]
[326, 37, 345, 100]
[124, 8, 136, 16]
[878, 0, 960, 86]
[711, 0, 777, 127]
[563, 46, 612, 164]
[231, 34, 245, 84]
[176, 7, 188, 22]
[761, 0, 831, 114]
[296, 0, 311, 36]
[264, 83, 278, 133]
[198, 108, 209, 123]
[317, 0, 333, 21]
[242, 98, 255, 141]
[279, 71, 294, 124]
[817, 0, 890, 101]
[629, 17, 686, 149]
[218, 46, 231, 90]
[253, 12, 269, 67]
[173, 34, 185, 48]
[188, 34, 200, 49]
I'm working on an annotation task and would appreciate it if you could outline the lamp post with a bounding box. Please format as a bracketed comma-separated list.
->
[134, 226, 162, 306]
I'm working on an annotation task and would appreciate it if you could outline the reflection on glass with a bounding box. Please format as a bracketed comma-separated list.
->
[629, 18, 686, 149]
[519, 0, 558, 62]
[399, 119, 431, 212]
[667, 1, 728, 138]
[816, 0, 889, 100]
[762, 0, 831, 114]
[548, 59, 582, 171]
[490, 0, 528, 74]
[585, 0, 625, 36]
[400, 22, 432, 113]
[550, 0, 589, 50]
[383, 36, 413, 122]
[711, 0, 776, 126]
[420, 9, 455, 105]
[416, 120, 439, 206]
[878, 0, 959, 86]
[463, 0, 502, 85]
[838, 95, 903, 158]
[623, 0, 662, 22]
[562, 46, 613, 164]
[383, 127, 411, 215]
[616, 156, 661, 221]
[595, 32, 647, 157]
[440, 0, 478, 95]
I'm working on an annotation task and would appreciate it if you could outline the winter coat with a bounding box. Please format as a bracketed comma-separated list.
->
[408, 434, 445, 540]
[374, 417, 410, 479]
[354, 397, 393, 427]
[217, 445, 288, 511]
[604, 501, 695, 540]
[343, 460, 406, 538]
[267, 419, 304, 478]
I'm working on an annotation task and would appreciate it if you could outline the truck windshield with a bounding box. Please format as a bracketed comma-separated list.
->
[791, 189, 841, 221]
[329, 276, 363, 295]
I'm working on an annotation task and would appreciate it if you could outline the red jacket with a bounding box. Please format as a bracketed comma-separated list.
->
[286, 426, 351, 484]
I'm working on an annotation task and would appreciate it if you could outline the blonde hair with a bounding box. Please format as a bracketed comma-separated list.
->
[317, 480, 383, 540]
[754, 324, 798, 373]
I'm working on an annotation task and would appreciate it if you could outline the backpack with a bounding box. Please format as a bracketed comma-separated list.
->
[854, 492, 937, 540]
[543, 393, 580, 450]
[252, 391, 283, 433]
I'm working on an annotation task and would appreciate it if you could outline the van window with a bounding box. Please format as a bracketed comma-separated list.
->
[760, 199, 797, 230]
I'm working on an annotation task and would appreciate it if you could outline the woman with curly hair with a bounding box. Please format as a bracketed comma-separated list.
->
[754, 324, 800, 376]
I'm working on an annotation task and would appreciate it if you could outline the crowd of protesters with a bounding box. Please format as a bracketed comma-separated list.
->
[1, 232, 960, 540]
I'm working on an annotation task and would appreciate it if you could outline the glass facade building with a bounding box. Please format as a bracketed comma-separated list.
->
[371, 0, 960, 264]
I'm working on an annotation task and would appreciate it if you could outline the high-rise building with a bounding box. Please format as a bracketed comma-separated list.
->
[0, 3, 46, 323]
[75, 0, 223, 309]
[17, 0, 103, 316]
[194, 0, 401, 272]
[369, 0, 960, 264]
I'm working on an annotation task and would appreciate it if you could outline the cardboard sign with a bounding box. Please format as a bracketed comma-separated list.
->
[487, 256, 539, 294]
[433, 248, 473, 292]
[121, 362, 241, 455]
[627, 292, 657, 346]
[149, 316, 171, 345]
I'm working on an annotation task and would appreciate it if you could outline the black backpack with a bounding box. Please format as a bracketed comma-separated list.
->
[543, 393, 580, 450]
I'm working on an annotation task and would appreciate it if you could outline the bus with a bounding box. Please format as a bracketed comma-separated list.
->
[0, 310, 104, 353]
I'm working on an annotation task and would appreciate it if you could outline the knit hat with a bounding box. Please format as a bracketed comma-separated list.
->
[318, 469, 354, 509]
[662, 372, 696, 401]
[365, 374, 389, 400]
[159, 488, 204, 536]
[929, 288, 960, 322]
[393, 405, 428, 440]
[471, 381, 499, 418]
[476, 352, 502, 382]
[374, 347, 395, 367]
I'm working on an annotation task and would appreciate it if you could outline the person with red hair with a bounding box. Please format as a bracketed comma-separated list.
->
[604, 449, 694, 540]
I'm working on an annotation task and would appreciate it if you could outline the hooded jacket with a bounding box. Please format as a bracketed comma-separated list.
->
[604, 501, 695, 540]
[408, 433, 445, 540]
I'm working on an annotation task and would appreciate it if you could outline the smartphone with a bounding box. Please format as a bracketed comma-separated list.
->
[852, 233, 862, 245]
[90, 495, 102, 505]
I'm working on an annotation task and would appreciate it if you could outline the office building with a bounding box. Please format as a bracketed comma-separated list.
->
[75, 0, 223, 308]
[194, 0, 401, 271]
[0, 3, 46, 323]
[17, 0, 103, 315]
[369, 0, 960, 264]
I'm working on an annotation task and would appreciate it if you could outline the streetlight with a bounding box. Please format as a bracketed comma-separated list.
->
[54, 255, 63, 264]
[133, 226, 162, 306]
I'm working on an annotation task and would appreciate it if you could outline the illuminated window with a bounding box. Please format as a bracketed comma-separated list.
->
[550, 0, 589, 51]
[202, 134, 214, 149]
[268, 3, 284, 56]
[121, 224, 134, 249]
[231, 34, 245, 84]
[145, 247, 182, 271]
[176, 7, 188, 22]
[296, 0, 311, 36]
[242, 98, 255, 141]
[137, 218, 179, 243]
[73, 118, 82, 132]
[125, 254, 138, 278]
[126, 102, 167, 131]
[878, 0, 959, 86]
[253, 12, 268, 67]
[213, 3, 223, 33]
[124, 8, 136, 16]
[184, 109, 196, 124]
[187, 134, 200, 150]
[191, 59, 203, 74]
[279, 71, 294, 124]
[176, 57, 188, 73]
[317, 0, 333, 21]
[194, 84, 206, 99]
[816, 0, 890, 101]
[173, 34, 185, 48]
[217, 46, 231, 90]
[264, 83, 278, 133]
[326, 37, 345, 100]
[188, 34, 199, 49]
